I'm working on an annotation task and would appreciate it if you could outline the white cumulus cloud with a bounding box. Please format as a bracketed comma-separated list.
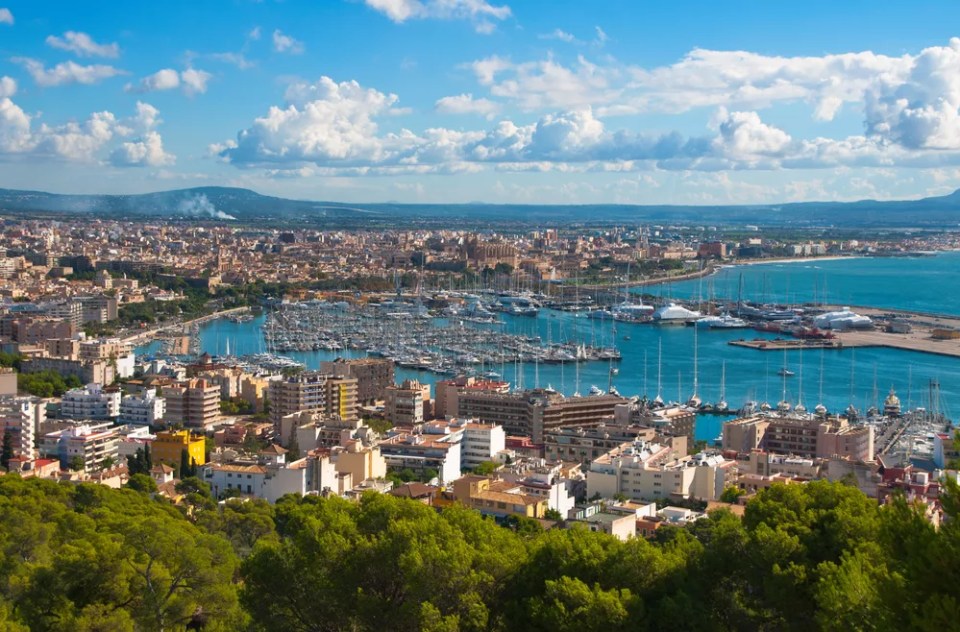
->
[272, 29, 304, 54]
[219, 76, 400, 166]
[435, 93, 500, 119]
[365, 0, 510, 33]
[125, 68, 211, 96]
[864, 37, 960, 150]
[45, 31, 120, 58]
[0, 98, 175, 165]
[0, 8, 11, 25]
[0, 77, 15, 98]
[15, 58, 126, 87]
[110, 131, 175, 167]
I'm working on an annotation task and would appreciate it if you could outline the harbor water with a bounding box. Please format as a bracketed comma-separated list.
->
[141, 253, 960, 442]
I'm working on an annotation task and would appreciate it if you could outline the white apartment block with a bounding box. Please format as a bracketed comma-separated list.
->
[61, 384, 121, 420]
[457, 420, 507, 469]
[40, 422, 120, 471]
[119, 390, 165, 426]
[0, 395, 46, 460]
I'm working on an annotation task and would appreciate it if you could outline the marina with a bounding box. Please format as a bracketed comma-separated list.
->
[135, 252, 960, 442]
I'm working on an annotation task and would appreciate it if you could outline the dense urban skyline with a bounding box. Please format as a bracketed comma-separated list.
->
[3, 1, 960, 205]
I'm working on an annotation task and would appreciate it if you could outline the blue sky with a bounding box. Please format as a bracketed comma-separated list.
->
[1, 0, 960, 205]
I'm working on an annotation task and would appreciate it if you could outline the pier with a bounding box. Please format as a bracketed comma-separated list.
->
[728, 338, 844, 351]
[728, 304, 960, 359]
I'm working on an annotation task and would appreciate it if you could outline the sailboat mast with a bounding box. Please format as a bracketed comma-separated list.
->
[656, 338, 662, 399]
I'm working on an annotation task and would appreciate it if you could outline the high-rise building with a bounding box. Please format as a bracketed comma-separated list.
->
[320, 358, 394, 405]
[456, 388, 625, 443]
[268, 372, 358, 427]
[0, 395, 46, 460]
[384, 379, 430, 426]
[162, 378, 221, 429]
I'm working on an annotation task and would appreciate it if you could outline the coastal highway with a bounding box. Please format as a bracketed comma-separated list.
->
[120, 306, 252, 346]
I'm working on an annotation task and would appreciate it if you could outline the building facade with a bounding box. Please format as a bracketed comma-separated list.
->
[60, 384, 121, 420]
[162, 378, 221, 428]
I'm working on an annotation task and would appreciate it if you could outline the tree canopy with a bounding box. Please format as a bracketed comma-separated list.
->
[0, 476, 956, 631]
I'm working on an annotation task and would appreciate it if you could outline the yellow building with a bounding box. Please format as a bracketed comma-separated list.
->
[451, 475, 548, 519]
[152, 430, 207, 468]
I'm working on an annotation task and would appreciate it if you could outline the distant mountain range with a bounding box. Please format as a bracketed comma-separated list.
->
[1, 185, 959, 227]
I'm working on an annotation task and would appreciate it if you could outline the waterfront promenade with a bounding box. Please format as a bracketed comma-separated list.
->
[121, 306, 252, 346]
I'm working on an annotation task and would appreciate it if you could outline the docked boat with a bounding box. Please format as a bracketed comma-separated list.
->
[777, 368, 795, 377]
[813, 307, 873, 330]
[653, 302, 701, 324]
[611, 301, 655, 322]
[587, 309, 614, 320]
[496, 296, 540, 317]
[696, 314, 748, 329]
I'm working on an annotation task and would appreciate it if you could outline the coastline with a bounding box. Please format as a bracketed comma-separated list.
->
[725, 255, 864, 268]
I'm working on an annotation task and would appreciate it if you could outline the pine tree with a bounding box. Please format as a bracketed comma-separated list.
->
[1, 430, 14, 470]
[127, 447, 146, 475]
[180, 449, 190, 479]
[287, 429, 300, 461]
[144, 444, 152, 471]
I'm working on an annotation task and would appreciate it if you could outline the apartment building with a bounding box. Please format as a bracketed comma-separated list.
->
[44, 338, 80, 359]
[21, 357, 115, 386]
[79, 338, 134, 378]
[456, 421, 507, 469]
[378, 431, 461, 483]
[161, 378, 221, 429]
[544, 424, 658, 466]
[434, 376, 510, 419]
[119, 390, 165, 426]
[722, 413, 875, 462]
[0, 395, 46, 460]
[40, 423, 119, 471]
[331, 439, 387, 483]
[384, 379, 431, 426]
[456, 388, 625, 442]
[613, 401, 697, 441]
[60, 384, 121, 420]
[586, 440, 736, 503]
[4, 316, 76, 345]
[320, 357, 395, 404]
[152, 429, 207, 468]
[268, 372, 358, 426]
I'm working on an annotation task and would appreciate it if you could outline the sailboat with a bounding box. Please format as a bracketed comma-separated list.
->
[794, 348, 807, 413]
[687, 324, 701, 408]
[814, 349, 827, 415]
[845, 349, 859, 420]
[777, 349, 791, 412]
[716, 361, 729, 412]
[653, 338, 664, 406]
[777, 349, 795, 377]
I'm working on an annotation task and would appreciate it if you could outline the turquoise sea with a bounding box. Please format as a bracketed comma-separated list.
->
[138, 252, 960, 442]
